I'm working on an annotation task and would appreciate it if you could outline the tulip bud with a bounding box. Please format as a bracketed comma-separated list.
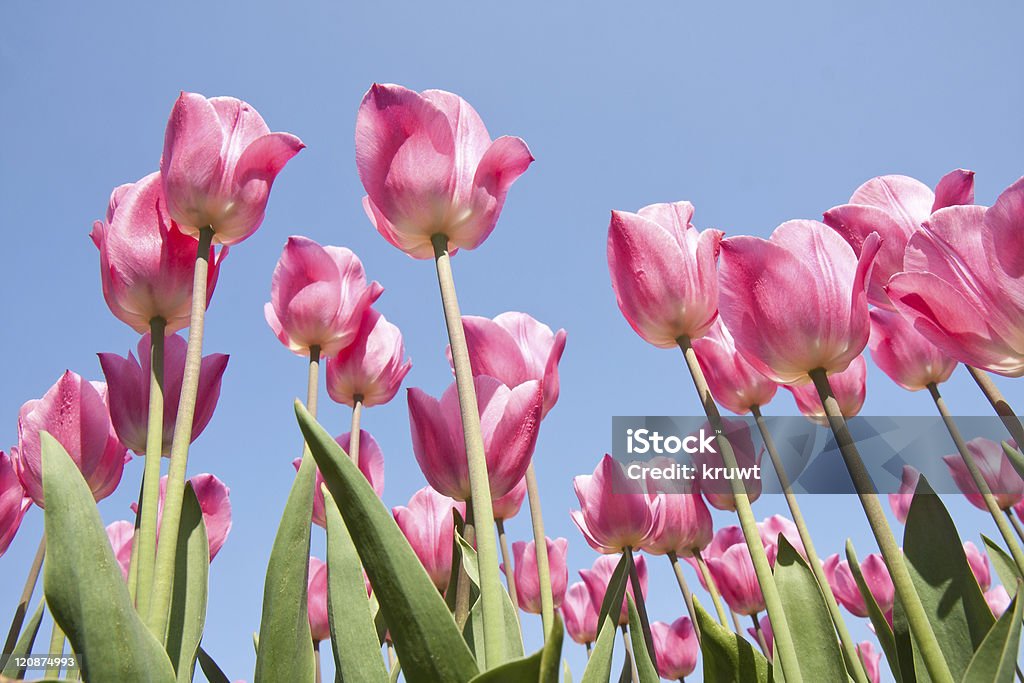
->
[571, 455, 654, 553]
[294, 430, 384, 528]
[562, 581, 598, 645]
[985, 585, 1011, 618]
[326, 308, 411, 408]
[868, 309, 956, 391]
[857, 641, 882, 683]
[692, 319, 778, 414]
[651, 617, 698, 680]
[787, 355, 866, 425]
[889, 465, 920, 524]
[105, 520, 135, 580]
[823, 553, 894, 619]
[691, 419, 763, 511]
[580, 553, 647, 626]
[639, 458, 713, 557]
[0, 451, 30, 557]
[757, 514, 806, 567]
[510, 537, 568, 614]
[307, 557, 330, 642]
[393, 487, 465, 593]
[964, 541, 991, 591]
[492, 476, 527, 521]
[943, 437, 1024, 511]
[129, 473, 232, 561]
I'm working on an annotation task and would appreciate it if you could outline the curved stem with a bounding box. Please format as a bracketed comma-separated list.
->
[751, 613, 770, 660]
[3, 534, 45, 656]
[495, 519, 521, 627]
[667, 553, 699, 642]
[967, 366, 1024, 447]
[349, 396, 363, 465]
[524, 463, 555, 637]
[692, 549, 730, 629]
[625, 548, 657, 670]
[136, 317, 165, 619]
[811, 369, 953, 683]
[620, 625, 638, 683]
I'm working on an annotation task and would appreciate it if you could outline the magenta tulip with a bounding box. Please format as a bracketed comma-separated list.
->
[718, 220, 880, 385]
[355, 83, 533, 259]
[651, 617, 698, 680]
[692, 418, 762, 511]
[857, 641, 882, 683]
[639, 458, 713, 557]
[294, 430, 384, 528]
[571, 455, 654, 553]
[307, 557, 330, 642]
[562, 581, 599, 645]
[161, 92, 304, 246]
[705, 539, 766, 616]
[692, 319, 778, 414]
[868, 309, 956, 392]
[964, 541, 991, 591]
[105, 520, 135, 580]
[757, 514, 806, 566]
[787, 355, 866, 425]
[687, 525, 744, 591]
[393, 487, 465, 592]
[99, 333, 228, 455]
[943, 437, 1024, 510]
[0, 451, 30, 556]
[326, 308, 411, 408]
[511, 537, 568, 614]
[985, 586, 1011, 618]
[492, 476, 527, 521]
[747, 615, 774, 658]
[130, 473, 232, 561]
[889, 465, 920, 524]
[607, 202, 724, 348]
[823, 553, 894, 619]
[580, 553, 648, 626]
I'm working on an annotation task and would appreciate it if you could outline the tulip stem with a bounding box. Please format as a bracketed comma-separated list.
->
[666, 553, 699, 643]
[620, 625, 639, 683]
[431, 233, 506, 666]
[44, 620, 65, 678]
[730, 609, 743, 636]
[495, 519, 521, 627]
[387, 641, 397, 670]
[692, 549, 730, 629]
[2, 535, 45, 657]
[751, 405, 869, 683]
[349, 396, 363, 465]
[678, 337, 803, 683]
[625, 548, 657, 670]
[136, 317, 166, 620]
[811, 369, 953, 683]
[147, 226, 214, 641]
[314, 640, 322, 683]
[524, 463, 555, 637]
[967, 366, 1024, 447]
[1008, 509, 1024, 547]
[751, 613, 770, 660]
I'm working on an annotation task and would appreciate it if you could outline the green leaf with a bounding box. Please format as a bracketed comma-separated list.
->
[562, 659, 573, 683]
[616, 647, 632, 683]
[40, 432, 175, 682]
[253, 451, 316, 683]
[626, 596, 659, 683]
[468, 613, 563, 683]
[296, 402, 478, 683]
[595, 553, 629, 638]
[891, 594, 924, 683]
[459, 533, 524, 667]
[694, 600, 770, 683]
[580, 554, 629, 683]
[165, 483, 209, 682]
[960, 590, 1022, 683]
[981, 535, 1019, 599]
[196, 646, 231, 683]
[388, 660, 402, 683]
[999, 441, 1024, 483]
[846, 540, 902, 683]
[1, 600, 45, 677]
[323, 488, 388, 683]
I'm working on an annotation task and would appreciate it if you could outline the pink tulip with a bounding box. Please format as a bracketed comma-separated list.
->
[264, 237, 383, 356]
[99, 333, 228, 455]
[326, 308, 411, 408]
[15, 372, 128, 506]
[105, 520, 135, 580]
[857, 641, 882, 683]
[651, 616, 698, 680]
[639, 458, 713, 557]
[943, 437, 1024, 510]
[823, 169, 974, 309]
[580, 552, 648, 626]
[492, 476, 527, 521]
[1015, 497, 1024, 523]
[889, 465, 920, 524]
[746, 615, 774, 658]
[787, 355, 866, 425]
[687, 525, 744, 591]
[91, 172, 228, 334]
[964, 541, 991, 591]
[562, 581, 599, 645]
[355, 83, 533, 259]
[693, 319, 778, 414]
[607, 202, 724, 348]
[823, 553, 894, 619]
[718, 220, 880, 385]
[0, 451, 30, 556]
[307, 557, 330, 642]
[985, 586, 1011, 618]
[460, 312, 567, 417]
[510, 537, 569, 614]
[868, 309, 956, 392]
[757, 514, 806, 567]
[129, 473, 233, 561]
[691, 418, 762, 511]
[408, 376, 542, 501]
[294, 430, 384, 528]
[571, 455, 654, 553]
[706, 541, 766, 616]
[161, 92, 304, 245]
[393, 487, 465, 592]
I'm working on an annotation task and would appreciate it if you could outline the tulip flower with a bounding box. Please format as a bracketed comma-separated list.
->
[15, 371, 128, 506]
[639, 458, 713, 557]
[823, 553, 895, 619]
[99, 333, 229, 455]
[985, 586, 1011, 618]
[408, 376, 542, 501]
[705, 539, 765, 616]
[857, 641, 882, 683]
[562, 581, 599, 645]
[746, 615, 774, 658]
[91, 172, 228, 334]
[307, 557, 330, 642]
[889, 465, 920, 524]
[393, 487, 465, 592]
[511, 537, 568, 613]
[691, 418, 762, 511]
[571, 455, 655, 553]
[105, 520, 135, 580]
[787, 355, 866, 425]
[757, 515, 806, 566]
[161, 92, 304, 245]
[692, 319, 778, 414]
[868, 309, 956, 392]
[685, 525, 743, 591]
[355, 83, 533, 258]
[580, 553, 648, 626]
[129, 473, 233, 561]
[606, 202, 724, 348]
[823, 169, 974, 309]
[1, 451, 30, 556]
[492, 476, 527, 521]
[964, 541, 991, 591]
[943, 437, 1024, 510]
[294, 430, 384, 528]
[326, 308, 411, 408]
[264, 237, 383, 356]
[718, 220, 880, 385]
[651, 616, 698, 680]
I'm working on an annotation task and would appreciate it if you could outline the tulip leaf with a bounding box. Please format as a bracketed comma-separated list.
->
[459, 532, 524, 667]
[389, 660, 402, 683]
[626, 595, 659, 683]
[960, 590, 1022, 683]
[323, 487, 388, 683]
[999, 441, 1024, 483]
[165, 483, 209, 682]
[563, 659, 573, 683]
[846, 540, 902, 683]
[196, 646, 231, 683]
[253, 450, 316, 683]
[891, 595, 925, 683]
[616, 648, 632, 683]
[693, 600, 770, 683]
[981, 535, 1020, 599]
[467, 611, 563, 683]
[580, 554, 629, 683]
[595, 553, 630, 637]
[296, 402, 479, 682]
[0, 600, 45, 677]
[40, 432, 175, 682]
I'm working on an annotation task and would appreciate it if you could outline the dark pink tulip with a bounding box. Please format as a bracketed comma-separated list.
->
[639, 458, 713, 557]
[571, 455, 654, 553]
[460, 312, 567, 417]
[393, 486, 465, 592]
[869, 309, 956, 392]
[857, 641, 882, 683]
[355, 83, 533, 259]
[692, 418, 762, 511]
[265, 237, 383, 356]
[409, 376, 542, 501]
[99, 333, 229, 456]
[823, 169, 974, 309]
[787, 355, 866, 425]
[580, 552, 648, 627]
[746, 615, 773, 658]
[718, 220, 880, 385]
[693, 319, 778, 414]
[823, 553, 894, 619]
[889, 465, 920, 524]
[15, 372, 128, 506]
[492, 476, 527, 521]
[294, 430, 384, 528]
[511, 537, 568, 614]
[562, 581, 599, 645]
[326, 308, 411, 408]
[307, 557, 330, 642]
[943, 437, 1024, 510]
[607, 202, 724, 348]
[0, 451, 30, 556]
[651, 616, 698, 680]
[964, 541, 991, 591]
[105, 520, 135, 580]
[706, 541, 765, 616]
[161, 92, 304, 246]
[91, 172, 228, 334]
[130, 473, 233, 561]
[985, 586, 1011, 618]
[757, 514, 806, 567]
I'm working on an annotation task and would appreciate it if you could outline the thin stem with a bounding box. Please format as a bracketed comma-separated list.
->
[136, 317, 165, 619]
[625, 548, 657, 671]
[693, 549, 729, 629]
[45, 620, 65, 678]
[314, 640, 322, 683]
[454, 503, 475, 630]
[730, 609, 743, 636]
[1008, 509, 1024, 547]
[2, 535, 45, 656]
[585, 641, 592, 658]
[620, 625, 639, 683]
[495, 519, 521, 627]
[967, 366, 1024, 447]
[431, 233, 505, 665]
[147, 226, 214, 640]
[525, 463, 555, 637]
[678, 337, 802, 683]
[667, 553, 699, 643]
[811, 369, 953, 683]
[349, 396, 363, 465]
[387, 641, 397, 671]
[751, 613, 770, 660]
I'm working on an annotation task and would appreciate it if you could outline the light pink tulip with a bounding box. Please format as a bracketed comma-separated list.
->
[15, 372, 128, 506]
[692, 418, 762, 511]
[706, 540, 765, 616]
[580, 553, 648, 627]
[492, 476, 527, 521]
[639, 458, 713, 557]
[161, 92, 304, 245]
[460, 312, 567, 417]
[651, 616, 698, 680]
[823, 169, 974, 309]
[823, 553, 894, 619]
[757, 514, 806, 567]
[687, 525, 744, 591]
[91, 172, 228, 334]
[857, 641, 882, 683]
[787, 355, 866, 425]
[105, 520, 135, 580]
[510, 537, 568, 613]
[326, 308, 411, 408]
[393, 487, 465, 592]
[571, 455, 655, 553]
[307, 557, 330, 642]
[943, 437, 1024, 510]
[747, 614, 774, 658]
[129, 473, 233, 561]
[294, 430, 384, 528]
[607, 202, 724, 348]
[889, 465, 920, 524]
[718, 220, 880, 385]
[409, 376, 542, 501]
[985, 586, 1011, 618]
[964, 541, 991, 591]
[99, 333, 228, 455]
[693, 319, 778, 414]
[562, 581, 599, 645]
[0, 451, 30, 556]
[355, 83, 533, 259]
[868, 309, 956, 392]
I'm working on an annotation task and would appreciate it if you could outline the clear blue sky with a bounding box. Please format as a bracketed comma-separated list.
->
[2, 2, 1022, 681]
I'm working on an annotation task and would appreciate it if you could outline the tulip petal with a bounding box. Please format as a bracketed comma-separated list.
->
[460, 136, 533, 249]
[933, 169, 976, 211]
[849, 174, 933, 236]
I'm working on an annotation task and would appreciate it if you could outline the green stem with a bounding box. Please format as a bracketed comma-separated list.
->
[625, 548, 657, 671]
[314, 640, 322, 683]
[730, 609, 743, 636]
[431, 233, 506, 666]
[1008, 509, 1024, 547]
[136, 317, 166, 619]
[524, 463, 555, 637]
[2, 535, 45, 657]
[45, 619, 65, 678]
[127, 516, 141, 604]
[147, 226, 214, 640]
[811, 368, 953, 683]
[678, 337, 803, 682]
[620, 625, 638, 683]
[966, 366, 1024, 447]
[349, 395, 363, 465]
[585, 641, 592, 658]
[496, 518, 521, 627]
[667, 553, 700, 643]
[751, 613, 771, 660]
[751, 405, 869, 683]
[693, 549, 730, 629]
[387, 641, 397, 671]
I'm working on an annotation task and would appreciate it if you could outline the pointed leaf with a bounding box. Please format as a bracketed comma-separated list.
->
[1000, 441, 1024, 483]
[459, 532, 523, 666]
[467, 612, 564, 682]
[891, 595, 924, 683]
[960, 590, 1022, 683]
[846, 540, 902, 683]
[563, 659, 573, 683]
[196, 646, 231, 683]
[981, 535, 1020, 599]
[694, 600, 770, 683]
[616, 647, 632, 683]
[1, 601, 45, 677]
[580, 553, 629, 683]
[626, 596, 659, 683]
[165, 483, 209, 682]
[596, 553, 629, 637]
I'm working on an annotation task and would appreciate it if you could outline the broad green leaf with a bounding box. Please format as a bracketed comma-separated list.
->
[892, 594, 924, 683]
[459, 533, 523, 666]
[323, 488, 388, 683]
[846, 540, 902, 683]
[960, 590, 1022, 683]
[1, 600, 44, 677]
[297, 402, 478, 683]
[253, 451, 316, 683]
[694, 600, 770, 683]
[165, 483, 209, 682]
[626, 596, 658, 683]
[580, 553, 629, 683]
[40, 432, 175, 682]
[196, 646, 231, 683]
[467, 612, 564, 683]
[981, 535, 1019, 599]
[595, 553, 629, 638]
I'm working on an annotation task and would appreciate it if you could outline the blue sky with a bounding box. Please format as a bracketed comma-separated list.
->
[1, 1, 1022, 681]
